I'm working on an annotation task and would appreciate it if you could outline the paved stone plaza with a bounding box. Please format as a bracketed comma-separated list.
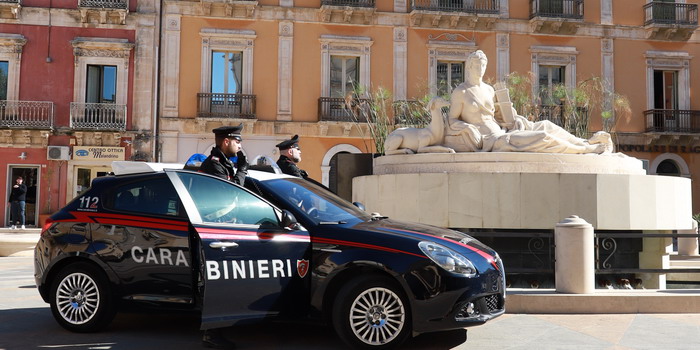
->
[2, 255, 699, 349]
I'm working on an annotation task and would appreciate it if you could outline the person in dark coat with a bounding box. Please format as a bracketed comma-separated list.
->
[200, 124, 248, 186]
[276, 135, 308, 179]
[199, 125, 246, 348]
[8, 176, 27, 229]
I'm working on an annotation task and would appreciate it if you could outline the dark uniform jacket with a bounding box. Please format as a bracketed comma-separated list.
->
[200, 147, 247, 185]
[9, 183, 27, 202]
[277, 155, 308, 179]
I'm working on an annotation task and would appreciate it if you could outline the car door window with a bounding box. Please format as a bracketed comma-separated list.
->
[176, 172, 278, 226]
[109, 176, 183, 217]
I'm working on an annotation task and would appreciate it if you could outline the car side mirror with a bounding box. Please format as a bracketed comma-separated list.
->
[353, 202, 366, 211]
[281, 209, 300, 230]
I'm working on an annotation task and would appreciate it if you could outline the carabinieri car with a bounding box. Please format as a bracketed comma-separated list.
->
[34, 162, 505, 349]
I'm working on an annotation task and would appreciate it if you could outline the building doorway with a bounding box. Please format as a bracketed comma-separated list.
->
[6, 166, 39, 227]
[74, 166, 111, 198]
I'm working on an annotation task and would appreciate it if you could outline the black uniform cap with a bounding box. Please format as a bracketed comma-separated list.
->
[276, 135, 299, 150]
[213, 123, 243, 141]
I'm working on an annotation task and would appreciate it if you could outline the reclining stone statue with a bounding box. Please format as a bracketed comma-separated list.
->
[386, 50, 613, 155]
[444, 50, 612, 154]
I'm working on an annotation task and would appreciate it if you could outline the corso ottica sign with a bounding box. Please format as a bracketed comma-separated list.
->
[206, 259, 309, 280]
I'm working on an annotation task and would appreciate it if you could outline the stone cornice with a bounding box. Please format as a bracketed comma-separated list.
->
[162, 2, 698, 43]
[0, 8, 154, 29]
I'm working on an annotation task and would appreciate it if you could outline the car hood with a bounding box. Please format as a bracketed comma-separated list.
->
[347, 218, 498, 260]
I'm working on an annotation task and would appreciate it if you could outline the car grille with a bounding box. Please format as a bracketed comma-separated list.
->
[454, 293, 504, 320]
[485, 294, 501, 313]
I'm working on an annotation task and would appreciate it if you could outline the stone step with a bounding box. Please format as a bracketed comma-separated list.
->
[507, 288, 700, 313]
[0, 230, 40, 257]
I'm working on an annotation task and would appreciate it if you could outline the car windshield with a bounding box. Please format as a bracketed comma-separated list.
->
[259, 178, 372, 224]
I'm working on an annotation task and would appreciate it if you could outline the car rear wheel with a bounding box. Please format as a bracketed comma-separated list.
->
[332, 276, 411, 349]
[49, 262, 116, 332]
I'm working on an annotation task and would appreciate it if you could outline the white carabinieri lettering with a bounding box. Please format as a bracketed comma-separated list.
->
[131, 246, 189, 267]
[205, 259, 294, 280]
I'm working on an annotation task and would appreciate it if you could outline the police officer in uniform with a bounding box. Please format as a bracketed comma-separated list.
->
[199, 124, 246, 348]
[200, 124, 248, 186]
[276, 135, 308, 179]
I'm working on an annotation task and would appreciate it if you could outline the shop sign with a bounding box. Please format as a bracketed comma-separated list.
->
[73, 146, 125, 160]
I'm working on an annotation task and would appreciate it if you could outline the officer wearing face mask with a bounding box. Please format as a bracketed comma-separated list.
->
[275, 135, 308, 179]
[200, 124, 248, 186]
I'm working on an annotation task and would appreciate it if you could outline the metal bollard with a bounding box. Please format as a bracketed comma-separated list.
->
[555, 215, 594, 294]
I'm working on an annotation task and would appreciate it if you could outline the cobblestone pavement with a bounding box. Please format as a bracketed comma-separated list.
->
[2, 256, 699, 350]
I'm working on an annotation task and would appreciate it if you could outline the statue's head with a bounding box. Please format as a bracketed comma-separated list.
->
[466, 50, 488, 79]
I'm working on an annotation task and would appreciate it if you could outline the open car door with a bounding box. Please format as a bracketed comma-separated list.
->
[168, 171, 311, 330]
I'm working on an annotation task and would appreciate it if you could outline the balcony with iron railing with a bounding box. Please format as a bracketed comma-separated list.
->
[78, 0, 127, 9]
[0, 100, 53, 129]
[535, 104, 589, 132]
[529, 0, 583, 33]
[530, 0, 583, 19]
[643, 2, 698, 40]
[70, 102, 127, 130]
[197, 93, 256, 119]
[78, 0, 128, 25]
[321, 0, 375, 7]
[410, 0, 500, 29]
[412, 0, 499, 14]
[320, 0, 376, 24]
[645, 109, 700, 133]
[318, 97, 370, 123]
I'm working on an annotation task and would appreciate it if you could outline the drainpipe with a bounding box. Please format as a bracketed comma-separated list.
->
[152, 0, 163, 162]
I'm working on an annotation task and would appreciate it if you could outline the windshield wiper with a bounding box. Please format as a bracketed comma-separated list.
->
[319, 221, 347, 225]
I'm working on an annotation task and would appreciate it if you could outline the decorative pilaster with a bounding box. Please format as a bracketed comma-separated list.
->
[393, 27, 407, 101]
[601, 38, 614, 122]
[277, 21, 294, 121]
[496, 33, 509, 82]
[601, 0, 613, 25]
[162, 15, 181, 117]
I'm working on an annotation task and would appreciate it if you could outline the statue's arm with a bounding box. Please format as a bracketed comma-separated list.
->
[447, 90, 464, 126]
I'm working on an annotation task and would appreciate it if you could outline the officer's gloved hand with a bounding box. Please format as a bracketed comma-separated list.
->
[299, 169, 309, 178]
[236, 149, 248, 171]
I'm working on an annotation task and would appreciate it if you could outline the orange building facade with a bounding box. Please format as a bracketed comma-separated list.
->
[159, 0, 700, 212]
[4, 1, 697, 227]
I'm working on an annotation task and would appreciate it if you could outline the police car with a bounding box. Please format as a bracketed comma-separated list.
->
[34, 162, 505, 348]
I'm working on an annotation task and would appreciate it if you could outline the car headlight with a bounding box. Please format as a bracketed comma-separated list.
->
[418, 241, 477, 277]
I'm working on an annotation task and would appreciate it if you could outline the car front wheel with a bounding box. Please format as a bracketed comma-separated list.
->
[332, 276, 411, 349]
[49, 262, 116, 332]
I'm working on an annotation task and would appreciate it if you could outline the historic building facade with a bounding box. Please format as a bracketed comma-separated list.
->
[3, 1, 698, 227]
[158, 0, 700, 211]
[0, 0, 157, 227]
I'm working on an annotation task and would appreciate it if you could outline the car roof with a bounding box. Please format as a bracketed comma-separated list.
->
[111, 161, 296, 182]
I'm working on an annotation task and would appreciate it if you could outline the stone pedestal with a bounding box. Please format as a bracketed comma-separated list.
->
[678, 220, 699, 256]
[555, 216, 595, 294]
[639, 232, 673, 289]
[354, 153, 692, 230]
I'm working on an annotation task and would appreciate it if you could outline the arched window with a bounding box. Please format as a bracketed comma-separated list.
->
[656, 159, 681, 176]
